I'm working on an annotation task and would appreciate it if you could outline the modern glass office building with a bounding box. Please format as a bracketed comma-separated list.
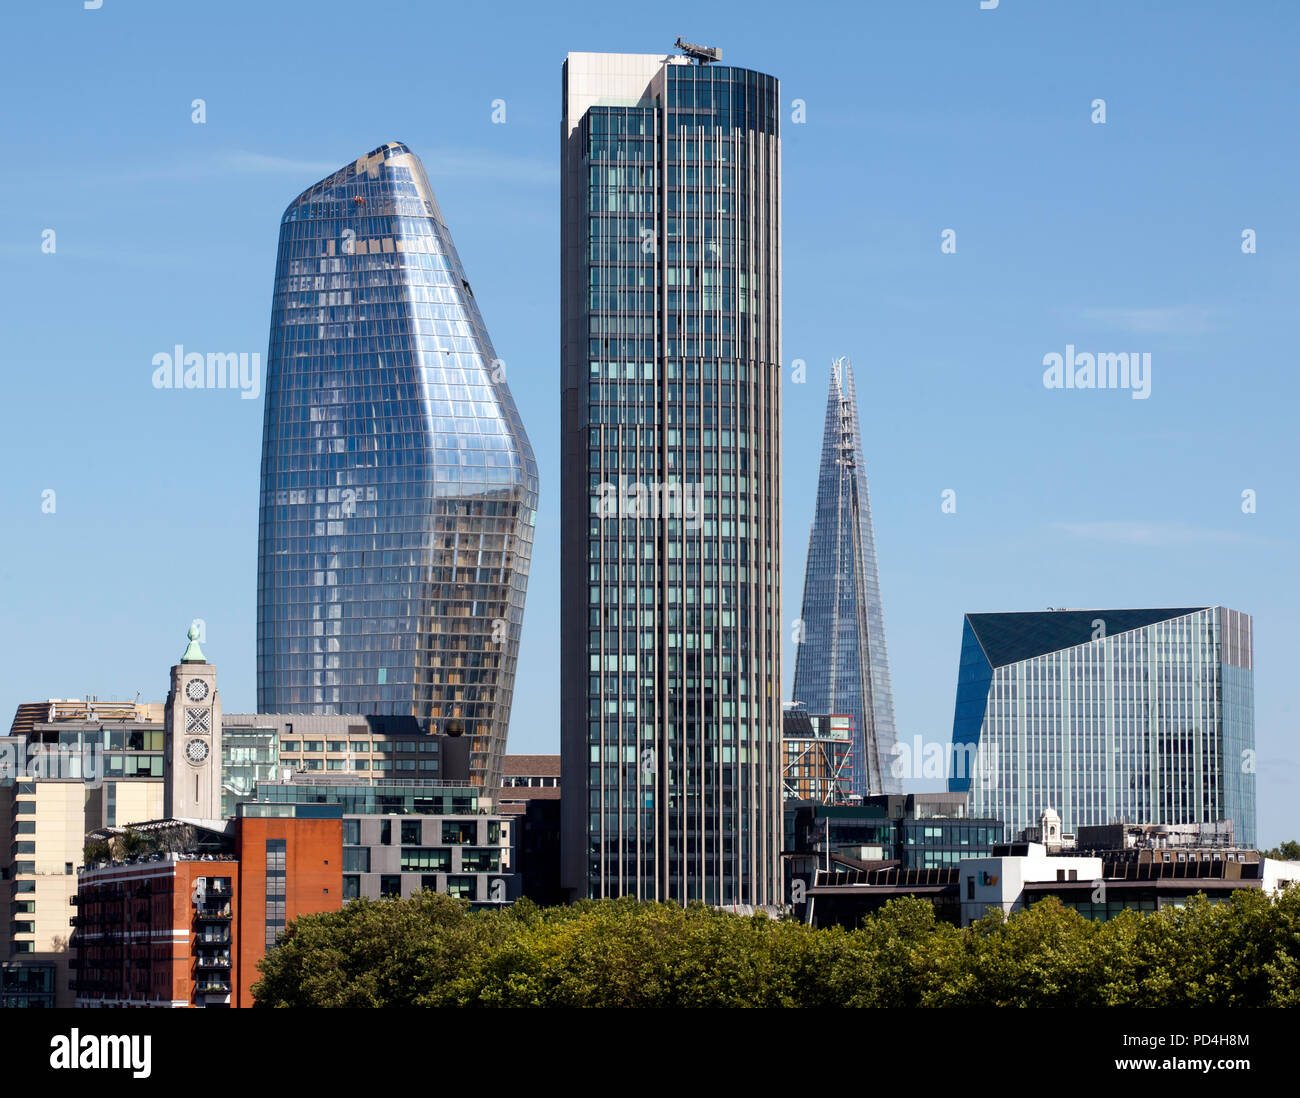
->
[257, 142, 538, 792]
[790, 358, 899, 796]
[560, 50, 783, 904]
[948, 607, 1256, 848]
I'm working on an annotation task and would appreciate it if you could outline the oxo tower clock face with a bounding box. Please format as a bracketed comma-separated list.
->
[185, 678, 209, 702]
[185, 738, 209, 764]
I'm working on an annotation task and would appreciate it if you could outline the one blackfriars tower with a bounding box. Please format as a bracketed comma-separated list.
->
[257, 142, 538, 791]
[791, 357, 900, 796]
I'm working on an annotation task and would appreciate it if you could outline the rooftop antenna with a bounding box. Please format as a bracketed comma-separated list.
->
[674, 37, 722, 64]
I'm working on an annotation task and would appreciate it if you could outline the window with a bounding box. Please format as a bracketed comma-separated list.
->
[380, 820, 392, 845]
[966, 876, 975, 900]
[401, 848, 450, 872]
[379, 875, 402, 898]
[446, 876, 476, 900]
[64, 862, 73, 876]
[342, 819, 360, 845]
[343, 876, 360, 900]
[420, 875, 441, 893]
[460, 849, 502, 873]
[343, 848, 370, 873]
[442, 821, 476, 845]
[401, 820, 421, 845]
[301, 741, 324, 753]
[265, 839, 287, 948]
[327, 741, 348, 752]
[280, 741, 300, 753]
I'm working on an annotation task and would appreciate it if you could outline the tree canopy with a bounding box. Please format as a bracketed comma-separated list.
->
[252, 885, 1300, 1007]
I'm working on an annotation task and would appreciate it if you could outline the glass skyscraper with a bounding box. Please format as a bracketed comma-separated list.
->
[560, 50, 783, 905]
[790, 357, 900, 796]
[257, 142, 538, 792]
[949, 606, 1256, 847]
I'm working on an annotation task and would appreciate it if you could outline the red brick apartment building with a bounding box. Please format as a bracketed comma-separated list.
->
[72, 807, 341, 1007]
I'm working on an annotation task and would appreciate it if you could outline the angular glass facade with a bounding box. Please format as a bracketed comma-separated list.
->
[257, 143, 538, 792]
[791, 358, 899, 796]
[560, 53, 783, 904]
[948, 606, 1256, 847]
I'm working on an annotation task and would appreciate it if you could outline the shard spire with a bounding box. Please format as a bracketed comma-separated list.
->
[792, 358, 899, 795]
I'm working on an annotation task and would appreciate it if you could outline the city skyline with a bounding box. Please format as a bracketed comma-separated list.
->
[3, 2, 1297, 848]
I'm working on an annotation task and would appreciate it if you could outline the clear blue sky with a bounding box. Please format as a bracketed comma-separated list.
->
[1, 1, 1296, 846]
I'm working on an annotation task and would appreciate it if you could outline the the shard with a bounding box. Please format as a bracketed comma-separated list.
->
[256, 142, 538, 791]
[791, 358, 899, 796]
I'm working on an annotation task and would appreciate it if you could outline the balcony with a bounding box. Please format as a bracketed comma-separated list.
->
[195, 980, 231, 995]
[194, 905, 232, 922]
[195, 955, 231, 971]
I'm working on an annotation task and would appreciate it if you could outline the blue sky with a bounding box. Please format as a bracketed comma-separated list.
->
[1, 1, 1296, 845]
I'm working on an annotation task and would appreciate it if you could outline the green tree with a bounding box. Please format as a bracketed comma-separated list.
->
[1262, 839, 1300, 861]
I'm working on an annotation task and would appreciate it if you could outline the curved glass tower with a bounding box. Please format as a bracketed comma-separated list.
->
[791, 358, 899, 796]
[257, 142, 538, 791]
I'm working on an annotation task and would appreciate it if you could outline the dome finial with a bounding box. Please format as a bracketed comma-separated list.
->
[181, 620, 206, 663]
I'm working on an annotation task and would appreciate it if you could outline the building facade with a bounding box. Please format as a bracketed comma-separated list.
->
[499, 755, 563, 906]
[791, 358, 899, 796]
[71, 810, 342, 1009]
[781, 707, 853, 805]
[948, 607, 1257, 847]
[247, 774, 516, 908]
[257, 141, 538, 791]
[801, 840, 1298, 930]
[2, 702, 166, 1006]
[560, 47, 784, 905]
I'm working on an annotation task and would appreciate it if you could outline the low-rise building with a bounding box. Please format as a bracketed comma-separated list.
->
[72, 809, 342, 1008]
[1, 700, 166, 1006]
[800, 839, 1300, 929]
[500, 755, 562, 906]
[781, 707, 854, 805]
[250, 774, 517, 906]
